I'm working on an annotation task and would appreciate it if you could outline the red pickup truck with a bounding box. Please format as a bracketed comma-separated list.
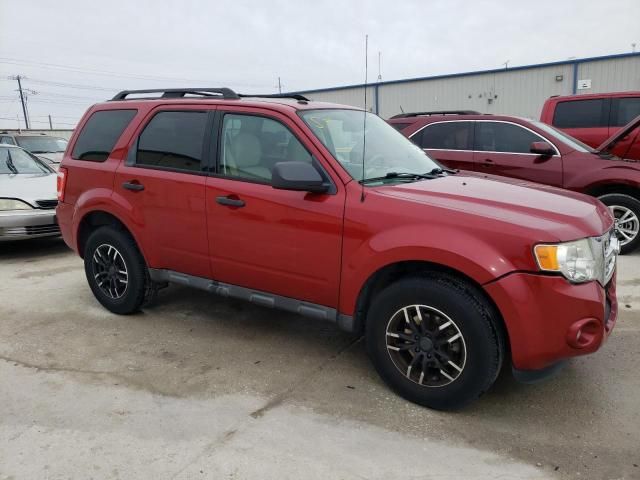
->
[57, 89, 618, 410]
[540, 91, 640, 160]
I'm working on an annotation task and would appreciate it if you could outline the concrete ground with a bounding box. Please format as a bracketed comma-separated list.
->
[0, 238, 638, 480]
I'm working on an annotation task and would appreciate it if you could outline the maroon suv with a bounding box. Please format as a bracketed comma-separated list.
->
[390, 111, 640, 254]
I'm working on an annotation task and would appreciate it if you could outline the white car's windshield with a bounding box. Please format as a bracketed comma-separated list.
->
[15, 136, 68, 154]
[299, 109, 442, 183]
[0, 147, 51, 174]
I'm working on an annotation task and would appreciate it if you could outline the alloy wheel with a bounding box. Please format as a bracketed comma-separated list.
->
[92, 243, 129, 299]
[609, 205, 640, 247]
[385, 305, 467, 387]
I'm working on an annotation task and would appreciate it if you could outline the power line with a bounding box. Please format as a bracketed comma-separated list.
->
[0, 57, 275, 88]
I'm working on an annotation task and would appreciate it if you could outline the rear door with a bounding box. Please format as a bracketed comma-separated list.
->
[204, 107, 345, 308]
[608, 96, 640, 160]
[114, 106, 214, 278]
[473, 121, 563, 187]
[551, 98, 610, 148]
[411, 121, 475, 171]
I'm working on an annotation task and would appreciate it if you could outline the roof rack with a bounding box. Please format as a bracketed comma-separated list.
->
[238, 93, 310, 102]
[111, 88, 240, 101]
[390, 110, 481, 119]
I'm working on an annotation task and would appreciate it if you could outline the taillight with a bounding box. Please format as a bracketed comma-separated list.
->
[57, 167, 67, 202]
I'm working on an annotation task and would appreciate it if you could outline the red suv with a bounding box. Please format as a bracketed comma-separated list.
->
[57, 89, 619, 410]
[540, 91, 640, 160]
[390, 111, 640, 254]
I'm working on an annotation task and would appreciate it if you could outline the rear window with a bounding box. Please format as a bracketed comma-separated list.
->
[417, 122, 473, 150]
[136, 111, 208, 172]
[552, 99, 607, 128]
[72, 109, 137, 161]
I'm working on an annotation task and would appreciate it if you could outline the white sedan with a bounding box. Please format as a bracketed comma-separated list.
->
[0, 145, 60, 241]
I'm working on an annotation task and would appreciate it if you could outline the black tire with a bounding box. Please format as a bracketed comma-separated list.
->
[598, 193, 640, 255]
[84, 226, 149, 314]
[365, 274, 504, 410]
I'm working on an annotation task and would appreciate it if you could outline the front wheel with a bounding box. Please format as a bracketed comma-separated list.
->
[598, 193, 640, 255]
[365, 275, 504, 410]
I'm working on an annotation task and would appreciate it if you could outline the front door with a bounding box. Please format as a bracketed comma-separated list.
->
[473, 120, 563, 187]
[114, 107, 213, 278]
[205, 108, 344, 308]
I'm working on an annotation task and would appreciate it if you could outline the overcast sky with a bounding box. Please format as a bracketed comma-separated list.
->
[1, 0, 639, 129]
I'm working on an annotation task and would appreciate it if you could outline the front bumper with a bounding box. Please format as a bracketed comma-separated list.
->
[485, 271, 617, 372]
[0, 209, 60, 241]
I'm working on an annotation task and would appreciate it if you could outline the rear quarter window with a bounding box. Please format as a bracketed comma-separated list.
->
[552, 99, 607, 128]
[72, 109, 137, 161]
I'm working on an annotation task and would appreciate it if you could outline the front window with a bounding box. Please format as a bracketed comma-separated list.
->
[531, 120, 594, 153]
[15, 136, 68, 154]
[0, 147, 51, 174]
[300, 109, 440, 183]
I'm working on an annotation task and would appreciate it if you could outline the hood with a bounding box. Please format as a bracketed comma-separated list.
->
[596, 114, 640, 156]
[376, 172, 613, 242]
[0, 173, 57, 207]
[36, 152, 63, 164]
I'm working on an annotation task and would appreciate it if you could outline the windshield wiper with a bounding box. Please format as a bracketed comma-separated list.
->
[5, 150, 18, 174]
[360, 171, 437, 184]
[428, 167, 458, 175]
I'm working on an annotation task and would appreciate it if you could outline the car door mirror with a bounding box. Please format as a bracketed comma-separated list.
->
[530, 141, 555, 157]
[271, 161, 329, 193]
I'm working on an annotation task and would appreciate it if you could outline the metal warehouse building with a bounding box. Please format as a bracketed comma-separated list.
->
[296, 52, 640, 119]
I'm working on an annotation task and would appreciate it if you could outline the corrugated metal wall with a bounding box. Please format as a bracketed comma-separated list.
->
[299, 53, 640, 120]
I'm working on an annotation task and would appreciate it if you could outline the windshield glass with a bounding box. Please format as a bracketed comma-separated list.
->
[15, 136, 68, 153]
[529, 121, 594, 153]
[299, 109, 440, 183]
[0, 147, 51, 174]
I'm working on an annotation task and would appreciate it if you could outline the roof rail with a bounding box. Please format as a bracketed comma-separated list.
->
[390, 110, 481, 119]
[110, 88, 240, 101]
[238, 93, 310, 102]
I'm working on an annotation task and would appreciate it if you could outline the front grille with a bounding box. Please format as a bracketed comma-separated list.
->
[35, 199, 58, 209]
[1, 224, 60, 237]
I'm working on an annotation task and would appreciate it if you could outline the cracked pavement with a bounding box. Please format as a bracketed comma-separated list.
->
[0, 238, 639, 479]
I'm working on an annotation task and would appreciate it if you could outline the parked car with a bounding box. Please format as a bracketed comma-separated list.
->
[0, 132, 68, 168]
[540, 91, 640, 160]
[0, 145, 60, 240]
[390, 111, 640, 254]
[57, 88, 618, 410]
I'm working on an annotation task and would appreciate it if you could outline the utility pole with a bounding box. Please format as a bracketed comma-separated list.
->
[9, 75, 29, 129]
[48, 115, 53, 130]
[277, 77, 282, 94]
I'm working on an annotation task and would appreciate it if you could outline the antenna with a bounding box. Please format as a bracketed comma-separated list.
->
[361, 34, 369, 202]
[377, 51, 382, 81]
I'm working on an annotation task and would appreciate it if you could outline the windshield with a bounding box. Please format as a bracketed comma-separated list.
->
[530, 121, 594, 153]
[15, 136, 68, 153]
[0, 147, 51, 174]
[299, 109, 441, 183]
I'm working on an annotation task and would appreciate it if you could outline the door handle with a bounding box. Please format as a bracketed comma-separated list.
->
[216, 195, 245, 208]
[481, 159, 494, 168]
[122, 181, 145, 191]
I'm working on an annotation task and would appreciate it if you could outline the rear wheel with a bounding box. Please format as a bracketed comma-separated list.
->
[365, 275, 504, 410]
[598, 194, 640, 254]
[84, 226, 149, 314]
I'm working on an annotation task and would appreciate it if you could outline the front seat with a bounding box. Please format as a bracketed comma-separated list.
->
[230, 132, 271, 181]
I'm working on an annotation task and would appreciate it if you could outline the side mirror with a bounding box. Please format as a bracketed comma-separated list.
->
[530, 141, 555, 157]
[271, 161, 329, 193]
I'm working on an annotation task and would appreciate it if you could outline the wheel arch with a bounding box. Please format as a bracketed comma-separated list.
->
[585, 182, 640, 201]
[351, 260, 510, 355]
[76, 210, 146, 262]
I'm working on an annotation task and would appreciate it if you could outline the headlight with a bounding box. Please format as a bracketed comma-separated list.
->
[534, 238, 598, 283]
[0, 198, 33, 211]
